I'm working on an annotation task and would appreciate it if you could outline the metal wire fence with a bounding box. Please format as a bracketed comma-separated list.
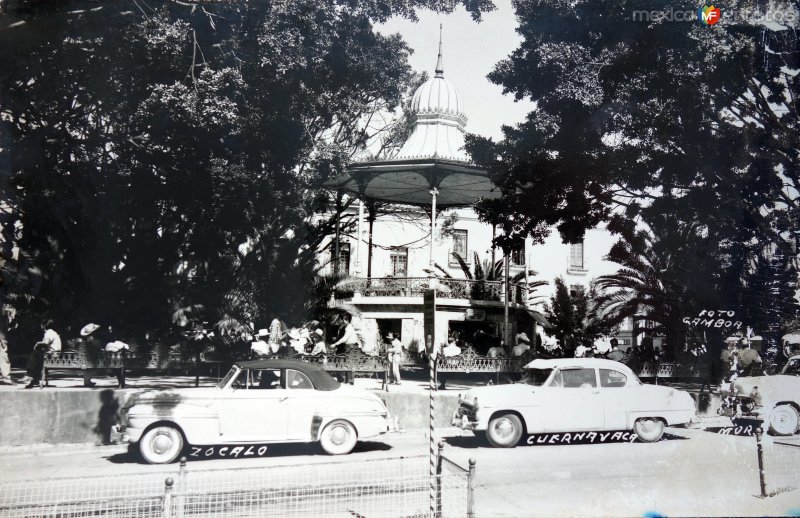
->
[0, 453, 475, 518]
[755, 429, 800, 497]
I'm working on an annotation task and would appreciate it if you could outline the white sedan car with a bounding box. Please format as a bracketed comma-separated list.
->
[452, 358, 696, 447]
[111, 359, 390, 463]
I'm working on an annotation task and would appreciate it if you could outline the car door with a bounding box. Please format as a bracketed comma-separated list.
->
[540, 367, 604, 432]
[219, 368, 289, 442]
[283, 368, 320, 440]
[598, 368, 632, 430]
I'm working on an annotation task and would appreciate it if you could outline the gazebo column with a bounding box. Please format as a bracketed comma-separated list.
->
[354, 199, 364, 277]
[428, 188, 438, 289]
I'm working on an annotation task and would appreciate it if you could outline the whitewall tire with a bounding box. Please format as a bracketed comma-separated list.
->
[768, 405, 800, 436]
[320, 420, 358, 455]
[139, 425, 184, 464]
[486, 413, 523, 448]
[634, 417, 665, 442]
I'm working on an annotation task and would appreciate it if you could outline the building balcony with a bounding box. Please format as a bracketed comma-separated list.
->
[334, 276, 529, 306]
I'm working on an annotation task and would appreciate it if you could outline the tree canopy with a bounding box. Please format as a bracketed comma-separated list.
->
[466, 0, 799, 353]
[0, 0, 494, 348]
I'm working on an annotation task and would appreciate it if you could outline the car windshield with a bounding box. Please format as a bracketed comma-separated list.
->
[218, 366, 240, 389]
[519, 368, 553, 386]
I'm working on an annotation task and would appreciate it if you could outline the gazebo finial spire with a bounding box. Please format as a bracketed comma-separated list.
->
[435, 24, 444, 78]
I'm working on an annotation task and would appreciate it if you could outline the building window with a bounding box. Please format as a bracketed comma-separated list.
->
[569, 242, 584, 269]
[510, 241, 525, 266]
[451, 229, 468, 263]
[567, 241, 587, 275]
[390, 248, 408, 277]
[334, 242, 350, 275]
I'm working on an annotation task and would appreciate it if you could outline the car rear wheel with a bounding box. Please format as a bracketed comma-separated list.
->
[139, 425, 184, 464]
[768, 404, 800, 436]
[320, 419, 358, 455]
[486, 413, 523, 448]
[633, 417, 665, 442]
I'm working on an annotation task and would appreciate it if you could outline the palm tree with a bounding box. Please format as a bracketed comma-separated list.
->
[593, 229, 687, 359]
[443, 251, 548, 306]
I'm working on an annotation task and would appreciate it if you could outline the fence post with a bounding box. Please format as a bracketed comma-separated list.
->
[177, 457, 187, 518]
[435, 441, 444, 518]
[467, 458, 476, 518]
[162, 477, 174, 518]
[755, 427, 767, 497]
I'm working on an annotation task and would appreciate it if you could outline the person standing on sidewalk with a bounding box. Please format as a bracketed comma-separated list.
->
[330, 314, 359, 384]
[25, 320, 61, 388]
[0, 308, 15, 385]
[386, 332, 403, 385]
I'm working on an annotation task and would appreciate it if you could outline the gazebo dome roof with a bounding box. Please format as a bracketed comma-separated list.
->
[409, 75, 467, 124]
[393, 28, 469, 162]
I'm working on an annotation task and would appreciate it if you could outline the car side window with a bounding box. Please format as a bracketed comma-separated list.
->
[600, 368, 627, 388]
[548, 368, 597, 388]
[286, 369, 313, 389]
[254, 369, 282, 389]
[784, 359, 800, 376]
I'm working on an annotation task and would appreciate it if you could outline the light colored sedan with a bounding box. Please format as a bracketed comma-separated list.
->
[111, 359, 390, 463]
[719, 354, 800, 436]
[452, 358, 696, 447]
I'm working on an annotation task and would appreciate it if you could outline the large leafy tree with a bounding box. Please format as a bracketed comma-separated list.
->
[466, 0, 799, 349]
[0, 0, 493, 348]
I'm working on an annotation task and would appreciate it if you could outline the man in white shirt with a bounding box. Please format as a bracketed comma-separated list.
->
[330, 315, 360, 383]
[25, 320, 61, 388]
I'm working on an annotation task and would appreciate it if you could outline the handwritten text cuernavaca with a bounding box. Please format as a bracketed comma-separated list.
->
[682, 310, 742, 329]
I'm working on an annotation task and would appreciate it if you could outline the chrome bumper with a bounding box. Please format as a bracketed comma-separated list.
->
[110, 424, 128, 443]
[451, 412, 477, 430]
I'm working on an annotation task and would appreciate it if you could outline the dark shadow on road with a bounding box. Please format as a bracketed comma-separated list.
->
[106, 440, 392, 464]
[445, 431, 688, 449]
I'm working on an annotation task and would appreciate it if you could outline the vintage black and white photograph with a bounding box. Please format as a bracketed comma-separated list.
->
[0, 0, 799, 516]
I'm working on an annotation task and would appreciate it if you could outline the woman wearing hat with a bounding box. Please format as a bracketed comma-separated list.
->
[79, 323, 102, 387]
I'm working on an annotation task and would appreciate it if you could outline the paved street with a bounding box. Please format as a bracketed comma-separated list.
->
[2, 425, 798, 517]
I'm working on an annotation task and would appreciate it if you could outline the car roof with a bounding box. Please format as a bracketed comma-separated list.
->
[235, 359, 340, 391]
[523, 357, 636, 374]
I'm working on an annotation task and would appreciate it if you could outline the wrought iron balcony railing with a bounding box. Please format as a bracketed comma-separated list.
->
[339, 277, 528, 304]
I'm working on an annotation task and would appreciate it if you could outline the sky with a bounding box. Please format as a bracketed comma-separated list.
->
[377, 0, 535, 142]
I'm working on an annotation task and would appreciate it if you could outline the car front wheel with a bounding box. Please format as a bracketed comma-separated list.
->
[320, 419, 358, 455]
[486, 413, 523, 448]
[139, 425, 184, 464]
[768, 404, 800, 436]
[633, 417, 665, 442]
